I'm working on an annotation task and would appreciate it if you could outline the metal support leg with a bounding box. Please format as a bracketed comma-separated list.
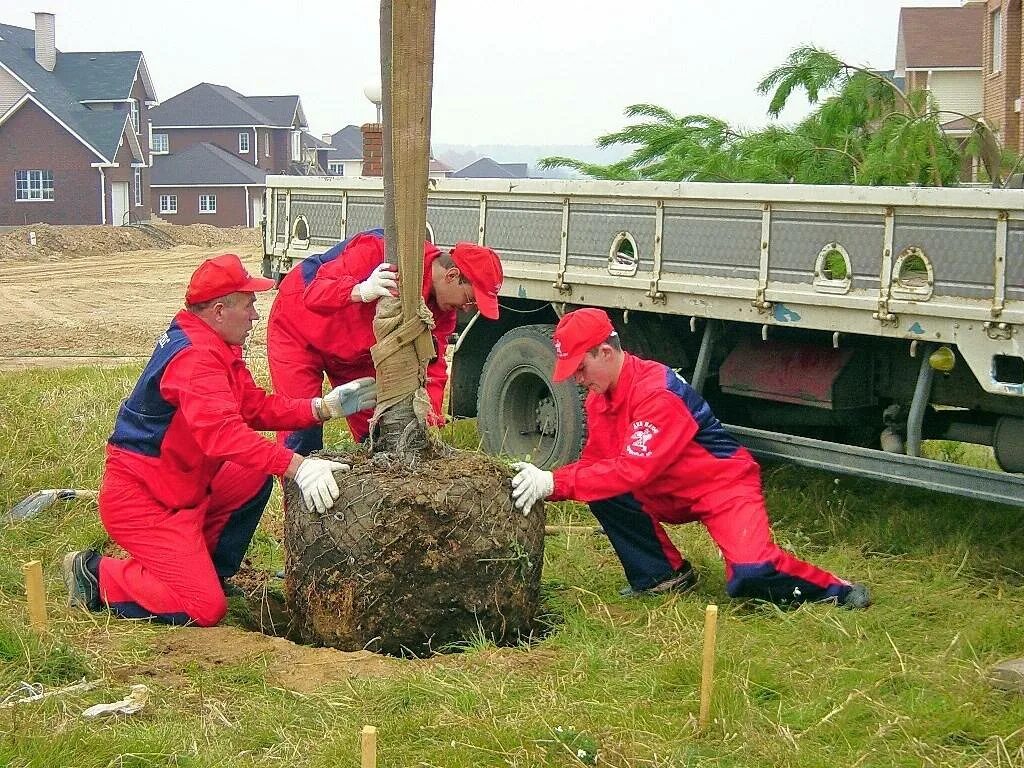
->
[691, 319, 719, 394]
[906, 345, 935, 458]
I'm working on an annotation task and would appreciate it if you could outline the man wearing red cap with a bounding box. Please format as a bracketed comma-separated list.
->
[511, 307, 870, 609]
[61, 254, 377, 627]
[267, 228, 503, 452]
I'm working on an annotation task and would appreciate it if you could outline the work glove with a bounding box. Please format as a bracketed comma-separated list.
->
[322, 377, 377, 418]
[510, 461, 554, 514]
[356, 262, 398, 303]
[294, 457, 349, 514]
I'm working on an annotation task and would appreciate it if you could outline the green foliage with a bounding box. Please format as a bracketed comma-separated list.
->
[541, 46, 982, 186]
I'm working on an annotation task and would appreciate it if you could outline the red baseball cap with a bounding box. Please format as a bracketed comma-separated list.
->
[450, 243, 503, 319]
[185, 254, 275, 305]
[552, 308, 615, 382]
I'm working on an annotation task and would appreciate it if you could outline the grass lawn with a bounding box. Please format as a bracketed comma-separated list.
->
[1, 363, 1023, 767]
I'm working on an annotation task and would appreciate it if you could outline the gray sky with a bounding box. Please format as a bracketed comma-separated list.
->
[5, 0, 962, 146]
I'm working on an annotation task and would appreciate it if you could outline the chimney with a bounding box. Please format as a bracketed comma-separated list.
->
[34, 12, 56, 72]
[321, 133, 332, 145]
[360, 122, 383, 177]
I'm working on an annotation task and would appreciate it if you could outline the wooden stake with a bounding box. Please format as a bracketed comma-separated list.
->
[360, 724, 377, 768]
[544, 525, 597, 536]
[23, 560, 47, 631]
[698, 603, 718, 729]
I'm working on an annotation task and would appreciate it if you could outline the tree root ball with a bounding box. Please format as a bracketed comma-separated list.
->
[284, 449, 545, 656]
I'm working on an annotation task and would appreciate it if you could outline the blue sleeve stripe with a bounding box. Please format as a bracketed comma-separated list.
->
[300, 228, 385, 286]
[663, 367, 741, 459]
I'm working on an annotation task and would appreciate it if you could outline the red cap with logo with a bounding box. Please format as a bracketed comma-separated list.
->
[552, 307, 615, 382]
[450, 243, 503, 319]
[185, 253, 276, 305]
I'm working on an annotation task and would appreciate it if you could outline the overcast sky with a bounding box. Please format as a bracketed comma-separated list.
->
[5, 0, 963, 146]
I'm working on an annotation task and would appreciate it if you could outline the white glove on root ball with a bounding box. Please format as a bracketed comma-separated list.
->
[323, 377, 377, 418]
[295, 457, 349, 513]
[510, 461, 554, 514]
[356, 262, 398, 303]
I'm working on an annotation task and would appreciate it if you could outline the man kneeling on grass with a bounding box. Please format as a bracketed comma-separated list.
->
[63, 254, 376, 626]
[510, 308, 871, 609]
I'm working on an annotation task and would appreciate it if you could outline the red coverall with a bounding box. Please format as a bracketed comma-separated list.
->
[267, 229, 455, 452]
[551, 352, 852, 604]
[98, 310, 319, 626]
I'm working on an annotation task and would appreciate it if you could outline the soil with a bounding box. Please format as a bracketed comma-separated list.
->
[285, 447, 546, 657]
[0, 224, 266, 370]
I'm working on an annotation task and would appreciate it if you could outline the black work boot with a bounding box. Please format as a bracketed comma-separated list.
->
[619, 560, 700, 598]
[62, 550, 102, 612]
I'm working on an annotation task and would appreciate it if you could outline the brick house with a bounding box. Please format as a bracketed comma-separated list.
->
[148, 82, 309, 226]
[894, 2, 984, 168]
[982, 0, 1024, 154]
[150, 142, 265, 228]
[0, 12, 156, 226]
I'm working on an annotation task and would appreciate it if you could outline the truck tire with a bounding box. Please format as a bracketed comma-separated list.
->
[477, 324, 586, 469]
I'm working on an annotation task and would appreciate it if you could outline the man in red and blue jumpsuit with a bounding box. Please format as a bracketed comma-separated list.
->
[511, 308, 871, 608]
[61, 254, 370, 626]
[267, 228, 503, 452]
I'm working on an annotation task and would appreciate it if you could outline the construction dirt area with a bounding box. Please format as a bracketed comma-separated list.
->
[0, 223, 267, 371]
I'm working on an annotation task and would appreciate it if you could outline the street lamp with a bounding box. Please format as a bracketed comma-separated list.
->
[363, 82, 382, 124]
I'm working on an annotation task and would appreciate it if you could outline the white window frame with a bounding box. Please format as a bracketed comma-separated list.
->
[264, 131, 269, 157]
[159, 194, 177, 214]
[328, 161, 344, 175]
[130, 99, 140, 133]
[239, 131, 250, 153]
[291, 130, 301, 162]
[992, 8, 1003, 73]
[15, 170, 54, 201]
[134, 167, 143, 206]
[152, 133, 168, 154]
[199, 194, 217, 214]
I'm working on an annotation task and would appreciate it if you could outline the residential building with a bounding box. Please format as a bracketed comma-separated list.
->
[299, 132, 332, 175]
[452, 157, 530, 179]
[894, 3, 984, 143]
[982, 0, 1024, 154]
[150, 142, 265, 228]
[0, 12, 156, 226]
[325, 124, 364, 176]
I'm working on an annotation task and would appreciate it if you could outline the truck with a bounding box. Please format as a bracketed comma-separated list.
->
[262, 175, 1024, 508]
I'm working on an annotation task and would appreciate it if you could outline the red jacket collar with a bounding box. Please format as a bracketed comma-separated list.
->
[591, 352, 636, 414]
[175, 309, 243, 358]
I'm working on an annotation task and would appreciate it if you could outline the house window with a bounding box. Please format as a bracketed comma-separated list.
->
[199, 194, 217, 214]
[152, 133, 168, 153]
[328, 161, 344, 175]
[264, 131, 269, 156]
[15, 170, 54, 201]
[134, 167, 143, 206]
[291, 130, 301, 162]
[130, 99, 140, 133]
[239, 132, 250, 153]
[992, 8, 1003, 73]
[159, 194, 177, 214]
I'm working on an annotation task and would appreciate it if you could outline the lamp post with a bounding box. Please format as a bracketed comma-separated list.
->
[363, 82, 383, 124]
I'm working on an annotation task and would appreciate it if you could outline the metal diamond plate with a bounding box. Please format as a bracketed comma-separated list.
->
[894, 215, 995, 299]
[567, 203, 655, 271]
[769, 212, 884, 289]
[661, 207, 761, 280]
[427, 198, 478, 249]
[347, 197, 385, 237]
[1008, 223, 1024, 303]
[290, 197, 345, 242]
[484, 200, 561, 264]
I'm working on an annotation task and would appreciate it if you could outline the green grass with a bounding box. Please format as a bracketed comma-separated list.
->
[2, 364, 1024, 766]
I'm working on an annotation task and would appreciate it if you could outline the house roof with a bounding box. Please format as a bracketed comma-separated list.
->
[897, 6, 983, 69]
[150, 142, 267, 186]
[429, 158, 452, 173]
[301, 131, 332, 150]
[0, 20, 152, 163]
[451, 157, 529, 179]
[149, 82, 306, 128]
[329, 124, 363, 159]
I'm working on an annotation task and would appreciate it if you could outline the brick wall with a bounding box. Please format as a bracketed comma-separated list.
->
[983, 0, 1022, 154]
[0, 99, 102, 225]
[361, 123, 383, 176]
[150, 185, 259, 227]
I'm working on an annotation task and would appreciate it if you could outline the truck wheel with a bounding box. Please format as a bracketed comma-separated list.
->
[477, 325, 586, 469]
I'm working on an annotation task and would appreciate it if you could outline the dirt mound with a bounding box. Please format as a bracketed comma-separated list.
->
[0, 223, 260, 262]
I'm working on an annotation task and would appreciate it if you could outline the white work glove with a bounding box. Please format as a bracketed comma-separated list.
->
[356, 262, 398, 303]
[322, 377, 377, 418]
[510, 461, 554, 514]
[294, 457, 349, 513]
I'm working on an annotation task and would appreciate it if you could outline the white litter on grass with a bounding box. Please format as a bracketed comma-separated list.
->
[81, 684, 149, 718]
[0, 678, 101, 709]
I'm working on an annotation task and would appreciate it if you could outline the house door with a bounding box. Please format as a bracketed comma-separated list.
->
[252, 195, 263, 229]
[111, 182, 129, 226]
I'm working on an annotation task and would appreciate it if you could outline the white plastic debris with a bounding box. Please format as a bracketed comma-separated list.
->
[81, 684, 149, 718]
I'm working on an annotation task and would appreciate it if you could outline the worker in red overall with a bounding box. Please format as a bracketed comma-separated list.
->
[61, 254, 376, 626]
[511, 308, 871, 608]
[267, 228, 503, 451]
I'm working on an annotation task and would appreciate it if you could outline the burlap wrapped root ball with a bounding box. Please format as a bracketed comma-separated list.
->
[284, 449, 545, 656]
